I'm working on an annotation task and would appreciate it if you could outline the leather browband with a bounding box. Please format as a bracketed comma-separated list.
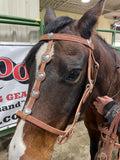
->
[17, 33, 99, 144]
[40, 33, 94, 51]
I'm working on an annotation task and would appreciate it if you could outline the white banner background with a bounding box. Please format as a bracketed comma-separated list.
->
[0, 42, 34, 130]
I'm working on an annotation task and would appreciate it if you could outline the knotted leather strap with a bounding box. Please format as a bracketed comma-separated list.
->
[97, 111, 120, 160]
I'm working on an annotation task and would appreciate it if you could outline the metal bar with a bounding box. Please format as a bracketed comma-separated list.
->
[97, 28, 120, 47]
[0, 15, 40, 24]
[0, 127, 16, 137]
[0, 19, 40, 26]
[112, 32, 116, 45]
[40, 20, 45, 36]
[96, 28, 120, 34]
[115, 47, 120, 54]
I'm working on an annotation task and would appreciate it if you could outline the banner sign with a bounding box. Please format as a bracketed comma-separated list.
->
[0, 42, 34, 130]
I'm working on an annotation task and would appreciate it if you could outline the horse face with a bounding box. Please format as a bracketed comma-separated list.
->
[8, 1, 105, 160]
[34, 38, 89, 124]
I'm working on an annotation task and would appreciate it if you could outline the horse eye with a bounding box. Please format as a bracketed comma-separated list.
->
[66, 69, 81, 82]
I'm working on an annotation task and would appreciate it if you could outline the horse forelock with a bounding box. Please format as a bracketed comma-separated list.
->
[44, 16, 74, 34]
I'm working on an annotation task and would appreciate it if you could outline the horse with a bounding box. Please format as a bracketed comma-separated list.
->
[8, 0, 120, 159]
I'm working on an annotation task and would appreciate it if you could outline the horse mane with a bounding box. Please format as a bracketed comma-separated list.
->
[23, 16, 74, 72]
[96, 34, 119, 62]
[97, 34, 118, 53]
[97, 34, 114, 50]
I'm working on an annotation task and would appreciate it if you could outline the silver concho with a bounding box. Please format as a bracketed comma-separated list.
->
[47, 33, 53, 40]
[31, 90, 39, 98]
[36, 72, 45, 81]
[24, 108, 32, 115]
[76, 112, 81, 122]
[87, 39, 90, 46]
[41, 54, 50, 63]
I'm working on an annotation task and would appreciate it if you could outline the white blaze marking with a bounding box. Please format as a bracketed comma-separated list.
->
[24, 42, 54, 111]
[35, 42, 55, 71]
[8, 120, 26, 160]
[8, 42, 55, 160]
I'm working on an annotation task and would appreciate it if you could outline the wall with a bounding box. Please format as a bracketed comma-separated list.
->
[40, 9, 114, 44]
[0, 0, 40, 42]
[98, 16, 114, 44]
[0, 1, 114, 43]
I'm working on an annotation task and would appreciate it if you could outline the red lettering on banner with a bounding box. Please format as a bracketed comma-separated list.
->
[0, 96, 3, 102]
[6, 91, 27, 101]
[0, 58, 29, 83]
[6, 94, 13, 101]
[14, 92, 21, 99]
[0, 58, 13, 77]
[13, 64, 29, 82]
[21, 91, 27, 98]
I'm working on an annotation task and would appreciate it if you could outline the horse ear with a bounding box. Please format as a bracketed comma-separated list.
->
[44, 7, 56, 27]
[77, 0, 105, 39]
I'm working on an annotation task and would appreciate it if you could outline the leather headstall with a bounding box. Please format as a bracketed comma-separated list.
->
[17, 33, 99, 144]
[95, 112, 120, 160]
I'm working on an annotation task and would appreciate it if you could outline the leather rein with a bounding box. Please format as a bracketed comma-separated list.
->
[17, 33, 99, 144]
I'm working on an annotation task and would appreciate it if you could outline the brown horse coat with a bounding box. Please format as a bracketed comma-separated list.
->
[8, 0, 120, 160]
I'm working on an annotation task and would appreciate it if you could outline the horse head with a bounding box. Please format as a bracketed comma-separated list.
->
[8, 1, 106, 160]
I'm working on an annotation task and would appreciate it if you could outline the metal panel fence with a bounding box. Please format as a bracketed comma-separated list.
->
[97, 28, 120, 53]
[0, 15, 44, 36]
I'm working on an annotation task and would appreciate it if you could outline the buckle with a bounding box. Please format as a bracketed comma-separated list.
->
[57, 128, 75, 145]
